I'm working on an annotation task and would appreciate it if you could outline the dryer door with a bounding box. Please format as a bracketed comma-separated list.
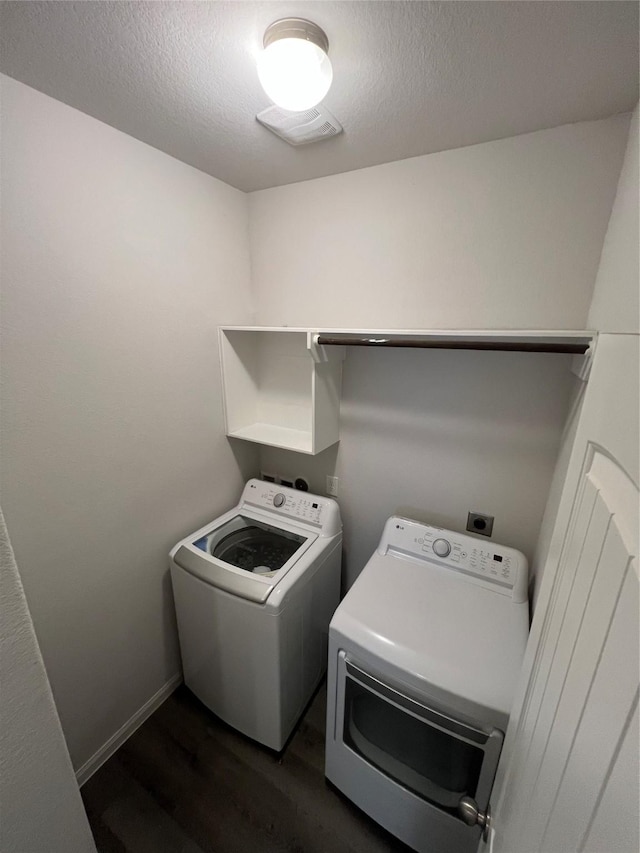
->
[339, 655, 503, 815]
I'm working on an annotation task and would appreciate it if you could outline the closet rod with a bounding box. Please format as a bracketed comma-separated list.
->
[315, 336, 589, 355]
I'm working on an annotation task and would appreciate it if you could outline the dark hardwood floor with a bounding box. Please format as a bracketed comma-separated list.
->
[81, 683, 414, 853]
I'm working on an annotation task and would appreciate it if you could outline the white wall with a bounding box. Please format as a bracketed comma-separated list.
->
[532, 103, 640, 605]
[588, 104, 639, 334]
[250, 117, 630, 589]
[0, 75, 257, 774]
[249, 116, 629, 330]
[261, 348, 575, 588]
[0, 508, 97, 853]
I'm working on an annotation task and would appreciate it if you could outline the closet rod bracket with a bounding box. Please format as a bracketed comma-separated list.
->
[307, 332, 328, 363]
[308, 333, 346, 363]
[571, 340, 596, 382]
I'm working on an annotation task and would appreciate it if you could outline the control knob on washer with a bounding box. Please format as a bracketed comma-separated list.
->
[433, 538, 451, 558]
[273, 493, 286, 508]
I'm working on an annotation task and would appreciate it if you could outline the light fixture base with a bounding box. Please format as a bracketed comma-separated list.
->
[263, 18, 329, 54]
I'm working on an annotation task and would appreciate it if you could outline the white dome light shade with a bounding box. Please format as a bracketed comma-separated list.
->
[257, 20, 333, 113]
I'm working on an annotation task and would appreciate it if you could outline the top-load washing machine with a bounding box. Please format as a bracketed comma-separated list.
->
[325, 516, 529, 853]
[170, 478, 341, 750]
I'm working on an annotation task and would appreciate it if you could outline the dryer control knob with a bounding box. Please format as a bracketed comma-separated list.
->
[273, 493, 286, 508]
[433, 538, 451, 558]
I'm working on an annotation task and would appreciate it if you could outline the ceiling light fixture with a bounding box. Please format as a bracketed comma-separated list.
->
[257, 18, 333, 112]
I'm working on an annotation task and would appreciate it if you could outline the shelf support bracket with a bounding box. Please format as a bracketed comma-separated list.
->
[307, 332, 328, 363]
[571, 339, 596, 382]
[308, 332, 346, 363]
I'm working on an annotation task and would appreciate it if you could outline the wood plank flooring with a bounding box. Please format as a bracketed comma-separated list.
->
[81, 683, 413, 853]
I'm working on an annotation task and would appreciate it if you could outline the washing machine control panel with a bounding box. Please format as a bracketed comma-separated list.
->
[241, 480, 341, 536]
[269, 491, 323, 525]
[379, 516, 528, 602]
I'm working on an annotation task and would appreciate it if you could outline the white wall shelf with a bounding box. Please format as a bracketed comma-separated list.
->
[219, 327, 596, 454]
[219, 327, 344, 455]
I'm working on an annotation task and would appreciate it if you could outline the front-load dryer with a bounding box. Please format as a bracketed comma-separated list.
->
[170, 478, 342, 750]
[325, 516, 528, 853]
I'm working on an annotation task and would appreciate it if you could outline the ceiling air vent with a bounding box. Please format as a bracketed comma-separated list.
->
[256, 104, 343, 146]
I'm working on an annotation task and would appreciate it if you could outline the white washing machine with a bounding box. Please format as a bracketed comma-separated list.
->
[170, 478, 342, 750]
[325, 516, 528, 853]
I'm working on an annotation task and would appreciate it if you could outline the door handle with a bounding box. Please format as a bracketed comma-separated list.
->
[458, 795, 491, 842]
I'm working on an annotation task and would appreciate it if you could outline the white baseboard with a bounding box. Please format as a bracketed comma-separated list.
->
[75, 672, 182, 787]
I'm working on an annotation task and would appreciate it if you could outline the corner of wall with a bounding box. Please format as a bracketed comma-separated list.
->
[587, 105, 639, 333]
[0, 508, 97, 852]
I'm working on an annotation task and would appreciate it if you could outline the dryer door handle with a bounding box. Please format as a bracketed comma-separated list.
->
[458, 796, 491, 842]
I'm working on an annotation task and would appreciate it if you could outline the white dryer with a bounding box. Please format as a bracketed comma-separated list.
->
[325, 516, 528, 853]
[170, 479, 341, 750]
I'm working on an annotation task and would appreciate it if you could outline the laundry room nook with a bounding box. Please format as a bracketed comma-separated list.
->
[1, 4, 638, 853]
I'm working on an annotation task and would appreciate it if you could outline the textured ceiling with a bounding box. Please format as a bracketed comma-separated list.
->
[1, 1, 638, 192]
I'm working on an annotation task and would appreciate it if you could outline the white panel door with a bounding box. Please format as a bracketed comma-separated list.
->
[490, 333, 639, 853]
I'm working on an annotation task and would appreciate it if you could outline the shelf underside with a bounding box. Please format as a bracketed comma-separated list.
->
[227, 423, 315, 454]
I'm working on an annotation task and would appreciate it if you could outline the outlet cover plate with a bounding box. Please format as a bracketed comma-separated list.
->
[326, 475, 339, 497]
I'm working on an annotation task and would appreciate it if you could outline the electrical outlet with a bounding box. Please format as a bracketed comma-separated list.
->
[326, 475, 339, 497]
[279, 477, 294, 489]
[467, 512, 494, 537]
[261, 472, 276, 483]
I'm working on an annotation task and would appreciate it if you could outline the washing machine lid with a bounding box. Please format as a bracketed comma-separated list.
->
[173, 510, 318, 603]
[331, 549, 529, 722]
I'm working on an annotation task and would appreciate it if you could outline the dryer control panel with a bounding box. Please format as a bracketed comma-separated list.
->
[241, 479, 342, 537]
[379, 516, 528, 603]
